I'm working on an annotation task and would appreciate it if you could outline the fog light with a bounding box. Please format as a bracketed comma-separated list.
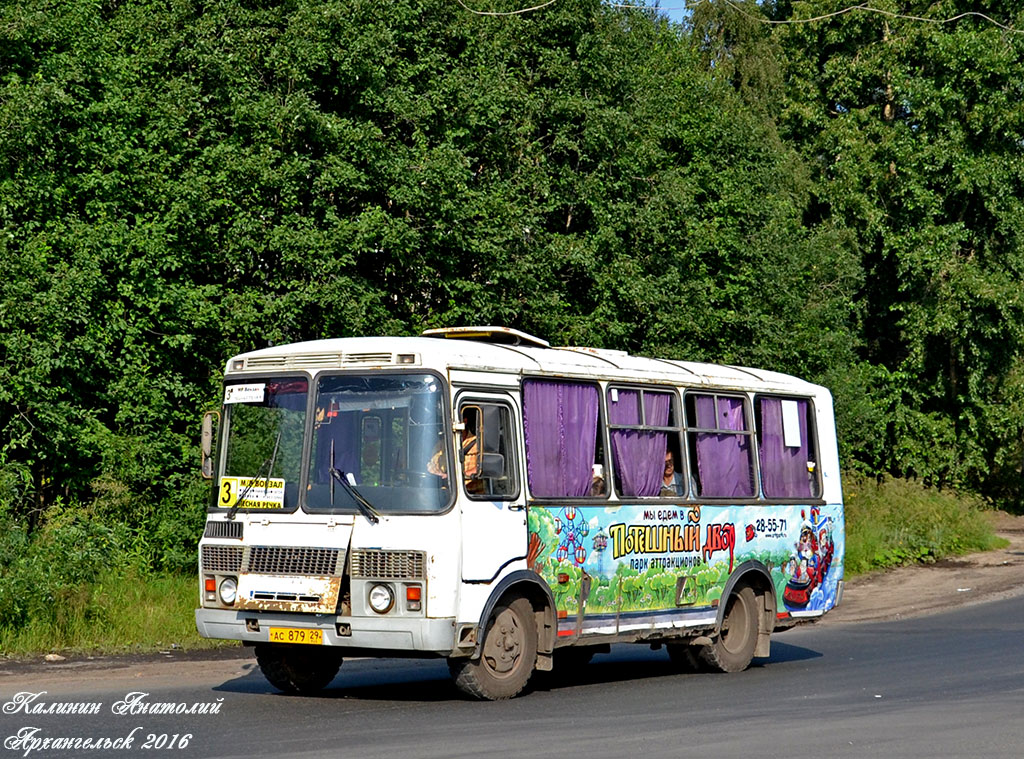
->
[368, 584, 394, 614]
[219, 577, 238, 605]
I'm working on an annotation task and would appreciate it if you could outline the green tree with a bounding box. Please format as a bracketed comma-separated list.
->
[763, 0, 1024, 502]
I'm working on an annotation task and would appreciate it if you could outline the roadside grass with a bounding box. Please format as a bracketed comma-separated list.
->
[843, 472, 1006, 576]
[0, 574, 234, 658]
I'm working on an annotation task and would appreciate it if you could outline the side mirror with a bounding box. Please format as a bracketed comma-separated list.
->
[201, 411, 220, 479]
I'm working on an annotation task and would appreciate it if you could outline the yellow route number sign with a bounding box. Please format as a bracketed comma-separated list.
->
[218, 477, 286, 509]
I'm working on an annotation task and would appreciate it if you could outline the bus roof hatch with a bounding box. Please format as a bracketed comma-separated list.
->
[421, 326, 551, 349]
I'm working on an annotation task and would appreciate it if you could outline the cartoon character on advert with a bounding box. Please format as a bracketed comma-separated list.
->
[782, 508, 834, 610]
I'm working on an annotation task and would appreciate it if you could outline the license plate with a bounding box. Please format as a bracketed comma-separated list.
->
[268, 627, 323, 645]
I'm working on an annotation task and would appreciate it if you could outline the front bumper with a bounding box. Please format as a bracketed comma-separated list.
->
[195, 608, 457, 653]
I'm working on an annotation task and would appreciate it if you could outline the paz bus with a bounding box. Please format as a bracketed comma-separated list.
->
[196, 326, 844, 699]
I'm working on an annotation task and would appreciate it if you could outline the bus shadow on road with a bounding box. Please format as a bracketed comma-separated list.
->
[534, 641, 823, 693]
[212, 658, 461, 702]
[211, 642, 823, 701]
[767, 640, 824, 664]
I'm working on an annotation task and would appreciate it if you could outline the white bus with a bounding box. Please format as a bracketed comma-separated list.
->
[196, 326, 844, 699]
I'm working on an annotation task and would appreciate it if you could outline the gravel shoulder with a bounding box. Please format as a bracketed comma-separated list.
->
[824, 510, 1024, 625]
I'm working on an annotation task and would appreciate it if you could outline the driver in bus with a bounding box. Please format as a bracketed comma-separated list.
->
[427, 412, 481, 492]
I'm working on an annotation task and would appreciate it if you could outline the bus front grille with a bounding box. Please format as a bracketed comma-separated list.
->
[246, 546, 343, 576]
[201, 545, 244, 573]
[350, 549, 426, 580]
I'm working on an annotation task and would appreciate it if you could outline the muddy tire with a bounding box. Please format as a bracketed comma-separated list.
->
[449, 596, 537, 700]
[699, 586, 760, 673]
[255, 644, 342, 695]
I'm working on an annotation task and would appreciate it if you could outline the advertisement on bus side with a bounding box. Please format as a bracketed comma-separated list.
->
[527, 503, 844, 632]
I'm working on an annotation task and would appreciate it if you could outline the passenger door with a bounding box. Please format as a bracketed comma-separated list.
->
[456, 393, 528, 582]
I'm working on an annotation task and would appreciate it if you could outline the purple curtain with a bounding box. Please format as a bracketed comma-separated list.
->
[523, 380, 598, 497]
[758, 398, 813, 498]
[693, 395, 754, 498]
[607, 390, 670, 497]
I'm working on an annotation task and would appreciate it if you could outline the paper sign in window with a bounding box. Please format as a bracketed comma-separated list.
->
[224, 384, 266, 404]
[781, 400, 802, 448]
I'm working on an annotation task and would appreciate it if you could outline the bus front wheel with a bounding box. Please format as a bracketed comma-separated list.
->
[699, 586, 760, 673]
[449, 596, 537, 700]
[255, 644, 342, 695]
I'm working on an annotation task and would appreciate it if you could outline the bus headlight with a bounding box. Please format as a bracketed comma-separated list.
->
[368, 584, 394, 614]
[219, 577, 238, 605]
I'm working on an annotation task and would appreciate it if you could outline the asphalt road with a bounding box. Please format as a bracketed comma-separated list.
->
[4, 596, 1024, 758]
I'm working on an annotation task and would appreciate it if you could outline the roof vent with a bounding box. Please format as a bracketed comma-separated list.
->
[343, 352, 395, 365]
[421, 326, 550, 349]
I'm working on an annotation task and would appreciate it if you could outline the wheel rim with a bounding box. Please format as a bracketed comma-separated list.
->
[720, 592, 753, 655]
[481, 606, 524, 678]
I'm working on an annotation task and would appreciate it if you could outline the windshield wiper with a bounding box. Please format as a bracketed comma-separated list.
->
[228, 431, 281, 521]
[329, 466, 380, 525]
[328, 439, 380, 524]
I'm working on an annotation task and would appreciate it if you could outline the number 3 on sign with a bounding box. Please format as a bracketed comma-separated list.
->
[219, 477, 238, 508]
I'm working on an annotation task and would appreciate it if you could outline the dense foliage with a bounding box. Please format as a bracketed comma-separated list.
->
[1, 0, 1022, 584]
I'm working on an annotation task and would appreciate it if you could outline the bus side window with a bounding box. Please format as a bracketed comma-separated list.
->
[606, 387, 681, 498]
[522, 379, 602, 499]
[459, 403, 517, 499]
[756, 396, 820, 499]
[685, 392, 756, 499]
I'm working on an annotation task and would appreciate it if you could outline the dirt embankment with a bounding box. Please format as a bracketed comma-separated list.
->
[825, 511, 1024, 625]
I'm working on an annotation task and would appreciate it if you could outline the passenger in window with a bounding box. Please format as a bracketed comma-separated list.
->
[590, 464, 606, 496]
[661, 450, 684, 497]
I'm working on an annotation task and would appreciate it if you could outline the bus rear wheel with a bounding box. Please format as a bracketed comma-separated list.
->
[449, 596, 537, 700]
[699, 586, 760, 673]
[255, 644, 342, 695]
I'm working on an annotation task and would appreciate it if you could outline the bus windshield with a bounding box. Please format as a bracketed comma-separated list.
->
[306, 372, 451, 514]
[218, 378, 308, 511]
